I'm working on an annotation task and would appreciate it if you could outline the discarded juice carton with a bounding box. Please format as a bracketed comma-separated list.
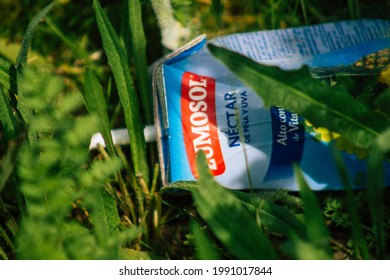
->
[152, 19, 390, 191]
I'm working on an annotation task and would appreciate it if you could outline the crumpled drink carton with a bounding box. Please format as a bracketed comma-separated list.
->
[152, 19, 390, 190]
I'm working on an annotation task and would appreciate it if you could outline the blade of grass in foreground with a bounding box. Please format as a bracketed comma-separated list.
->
[16, 2, 55, 69]
[191, 220, 220, 260]
[0, 87, 19, 140]
[367, 145, 385, 259]
[234, 191, 306, 240]
[0, 57, 17, 92]
[0, 246, 7, 260]
[15, 3, 54, 152]
[293, 165, 333, 259]
[84, 68, 116, 157]
[208, 44, 390, 149]
[86, 174, 122, 259]
[0, 138, 20, 193]
[256, 200, 306, 240]
[192, 152, 278, 260]
[0, 224, 11, 259]
[126, 0, 153, 125]
[93, 0, 149, 184]
[330, 144, 370, 259]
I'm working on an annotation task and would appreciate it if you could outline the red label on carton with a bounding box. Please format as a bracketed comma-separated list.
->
[181, 72, 225, 177]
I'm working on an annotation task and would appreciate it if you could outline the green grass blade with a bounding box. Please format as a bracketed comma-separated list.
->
[257, 201, 306, 239]
[92, 186, 121, 244]
[0, 245, 7, 260]
[0, 142, 18, 193]
[16, 2, 55, 69]
[0, 224, 13, 255]
[84, 68, 116, 157]
[46, 16, 92, 65]
[191, 220, 220, 260]
[120, 0, 132, 56]
[374, 88, 390, 119]
[348, 0, 360, 19]
[367, 145, 385, 258]
[0, 87, 19, 140]
[234, 192, 306, 239]
[293, 165, 332, 259]
[93, 0, 149, 184]
[270, 0, 275, 29]
[211, 0, 223, 29]
[14, 3, 55, 151]
[127, 0, 153, 125]
[282, 238, 332, 260]
[0, 57, 17, 92]
[330, 144, 370, 259]
[192, 152, 278, 260]
[299, 0, 308, 25]
[208, 44, 390, 149]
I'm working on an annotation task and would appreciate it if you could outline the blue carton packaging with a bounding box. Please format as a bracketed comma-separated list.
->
[152, 19, 390, 190]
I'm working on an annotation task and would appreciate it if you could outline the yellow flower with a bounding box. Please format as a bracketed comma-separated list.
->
[313, 127, 340, 143]
[379, 64, 390, 86]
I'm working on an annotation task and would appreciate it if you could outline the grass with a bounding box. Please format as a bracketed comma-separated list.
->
[0, 0, 390, 260]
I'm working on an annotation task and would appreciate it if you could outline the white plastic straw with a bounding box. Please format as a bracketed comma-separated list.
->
[89, 125, 157, 150]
